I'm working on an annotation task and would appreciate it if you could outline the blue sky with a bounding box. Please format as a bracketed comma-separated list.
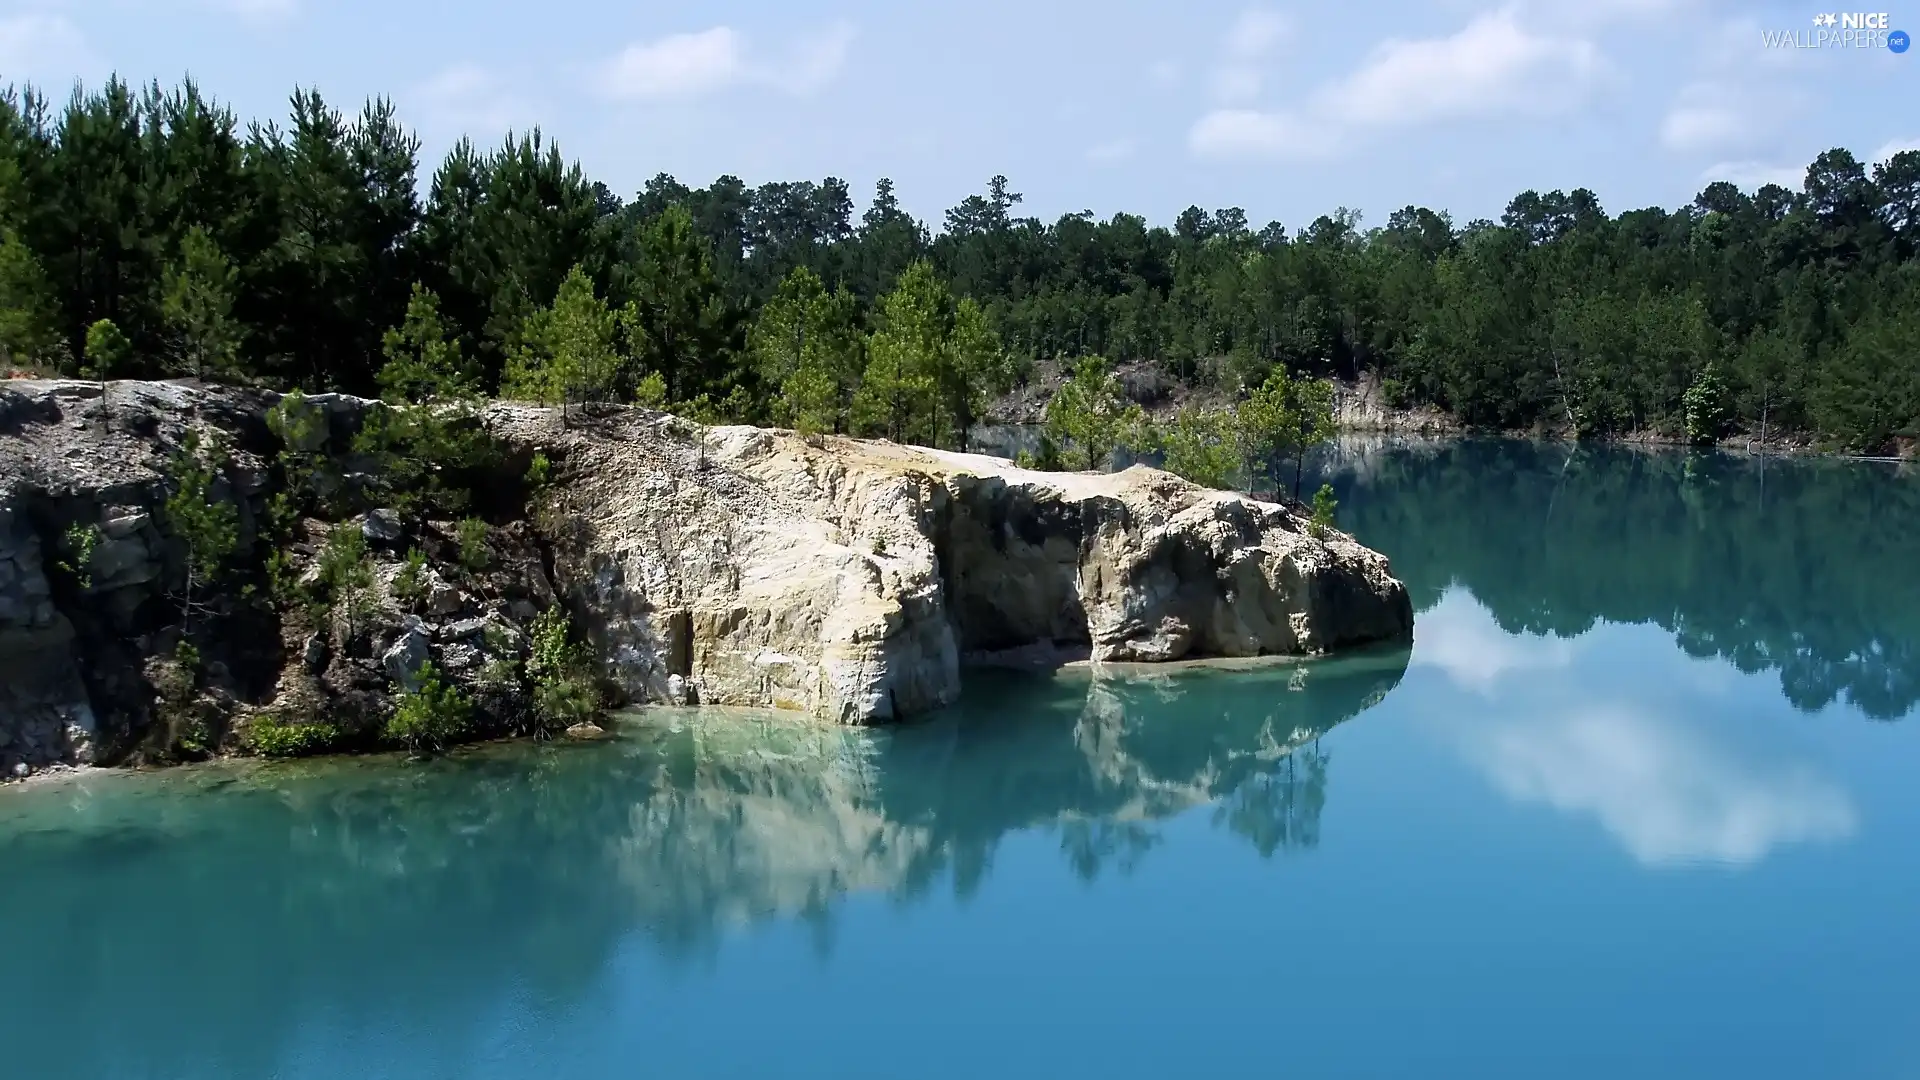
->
[1, 0, 1914, 230]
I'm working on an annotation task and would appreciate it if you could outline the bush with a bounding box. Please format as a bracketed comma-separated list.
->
[525, 452, 552, 490]
[391, 548, 428, 606]
[456, 517, 489, 570]
[57, 521, 100, 590]
[246, 713, 342, 758]
[527, 607, 601, 733]
[386, 661, 472, 754]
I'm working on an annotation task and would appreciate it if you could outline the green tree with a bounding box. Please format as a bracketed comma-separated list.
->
[625, 205, 736, 405]
[853, 260, 944, 442]
[504, 266, 625, 422]
[1158, 404, 1239, 489]
[1044, 355, 1145, 471]
[1239, 369, 1336, 499]
[749, 267, 863, 433]
[160, 226, 243, 381]
[0, 228, 59, 370]
[943, 297, 1009, 450]
[1683, 362, 1733, 445]
[164, 427, 242, 624]
[377, 283, 479, 403]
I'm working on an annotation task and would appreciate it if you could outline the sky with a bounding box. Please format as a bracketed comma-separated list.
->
[0, 0, 1915, 231]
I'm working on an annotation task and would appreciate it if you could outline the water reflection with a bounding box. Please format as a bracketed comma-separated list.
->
[0, 650, 1406, 1079]
[1317, 439, 1920, 721]
[1415, 589, 1858, 866]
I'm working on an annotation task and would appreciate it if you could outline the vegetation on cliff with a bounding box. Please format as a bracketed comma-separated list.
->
[0, 78, 1915, 454]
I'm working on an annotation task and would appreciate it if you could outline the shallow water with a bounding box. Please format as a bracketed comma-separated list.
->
[3, 441, 1917, 1079]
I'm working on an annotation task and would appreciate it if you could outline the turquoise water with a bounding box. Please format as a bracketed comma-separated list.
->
[3, 441, 1918, 1079]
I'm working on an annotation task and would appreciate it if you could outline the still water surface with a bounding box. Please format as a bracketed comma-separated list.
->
[3, 441, 1917, 1079]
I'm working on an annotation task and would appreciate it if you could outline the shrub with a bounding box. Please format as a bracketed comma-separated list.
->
[246, 713, 342, 758]
[391, 548, 428, 606]
[525, 452, 552, 490]
[386, 661, 472, 754]
[456, 517, 489, 570]
[57, 521, 100, 590]
[527, 607, 601, 733]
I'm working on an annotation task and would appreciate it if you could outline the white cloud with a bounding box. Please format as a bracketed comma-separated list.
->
[1661, 104, 1746, 152]
[1465, 704, 1856, 866]
[1332, 8, 1605, 127]
[412, 65, 533, 135]
[597, 22, 854, 101]
[1191, 8, 1607, 159]
[1189, 108, 1333, 159]
[0, 14, 103, 89]
[1874, 137, 1920, 164]
[1412, 590, 1575, 694]
[599, 27, 746, 100]
[1086, 137, 1139, 164]
[1700, 160, 1804, 191]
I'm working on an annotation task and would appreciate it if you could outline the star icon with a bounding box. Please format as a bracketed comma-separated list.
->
[1823, 13, 1839, 25]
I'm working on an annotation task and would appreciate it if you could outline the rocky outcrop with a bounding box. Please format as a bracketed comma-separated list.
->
[506, 406, 1413, 724]
[0, 378, 1413, 775]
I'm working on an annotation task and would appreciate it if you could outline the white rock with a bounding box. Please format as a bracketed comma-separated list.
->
[497, 406, 1414, 725]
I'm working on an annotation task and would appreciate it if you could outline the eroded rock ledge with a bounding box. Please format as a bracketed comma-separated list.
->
[512, 408, 1413, 724]
[0, 380, 1413, 774]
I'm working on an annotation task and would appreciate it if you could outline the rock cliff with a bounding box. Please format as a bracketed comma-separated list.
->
[0, 379, 1413, 776]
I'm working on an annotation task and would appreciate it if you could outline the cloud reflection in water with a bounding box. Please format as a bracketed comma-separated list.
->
[1415, 589, 1857, 867]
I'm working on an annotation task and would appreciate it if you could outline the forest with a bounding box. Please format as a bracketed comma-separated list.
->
[2, 77, 1917, 453]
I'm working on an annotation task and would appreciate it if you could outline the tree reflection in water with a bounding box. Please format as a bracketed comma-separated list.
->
[0, 647, 1408, 1078]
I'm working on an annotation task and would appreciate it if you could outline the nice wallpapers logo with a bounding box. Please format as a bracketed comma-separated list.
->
[1762, 12, 1912, 50]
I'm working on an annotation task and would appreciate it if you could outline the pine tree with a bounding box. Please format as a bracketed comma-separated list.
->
[854, 260, 944, 442]
[749, 267, 862, 433]
[626, 205, 735, 405]
[377, 283, 478, 403]
[161, 226, 244, 380]
[503, 266, 629, 424]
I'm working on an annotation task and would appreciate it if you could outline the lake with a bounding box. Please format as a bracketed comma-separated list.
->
[3, 439, 1917, 1079]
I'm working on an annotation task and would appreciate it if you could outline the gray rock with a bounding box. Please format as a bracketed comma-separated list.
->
[425, 580, 463, 617]
[100, 509, 150, 540]
[302, 633, 329, 673]
[0, 557, 15, 589]
[10, 762, 29, 779]
[440, 617, 489, 642]
[381, 618, 432, 690]
[363, 509, 406, 544]
[90, 535, 157, 589]
[439, 643, 480, 672]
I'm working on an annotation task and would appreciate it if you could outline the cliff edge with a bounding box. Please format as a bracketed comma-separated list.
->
[0, 379, 1413, 776]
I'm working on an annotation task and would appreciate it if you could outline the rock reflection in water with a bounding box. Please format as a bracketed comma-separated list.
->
[0, 649, 1406, 1080]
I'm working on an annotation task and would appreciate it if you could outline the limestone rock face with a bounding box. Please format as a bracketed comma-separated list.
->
[504, 407, 1414, 725]
[0, 378, 1413, 775]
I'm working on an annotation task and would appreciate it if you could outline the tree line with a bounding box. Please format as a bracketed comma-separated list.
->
[2, 77, 1916, 453]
